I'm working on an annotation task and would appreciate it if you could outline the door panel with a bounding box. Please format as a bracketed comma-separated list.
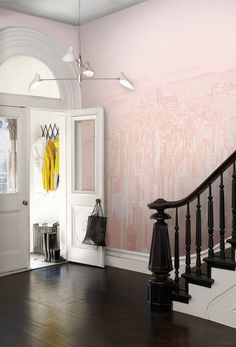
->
[67, 108, 105, 267]
[0, 106, 29, 274]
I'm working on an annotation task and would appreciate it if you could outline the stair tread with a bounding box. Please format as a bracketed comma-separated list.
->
[227, 238, 236, 247]
[171, 289, 191, 304]
[203, 255, 236, 271]
[213, 247, 232, 258]
[171, 278, 191, 304]
[182, 271, 214, 288]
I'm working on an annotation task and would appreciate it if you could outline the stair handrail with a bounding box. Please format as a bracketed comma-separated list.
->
[147, 150, 236, 312]
[148, 150, 236, 210]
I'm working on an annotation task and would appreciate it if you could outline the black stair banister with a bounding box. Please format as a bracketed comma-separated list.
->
[148, 151, 236, 311]
[226, 161, 236, 258]
[230, 162, 236, 260]
[208, 184, 214, 258]
[205, 167, 236, 272]
[185, 203, 191, 275]
[174, 208, 180, 292]
[195, 195, 202, 276]
[148, 150, 236, 210]
[219, 173, 225, 259]
[232, 162, 236, 242]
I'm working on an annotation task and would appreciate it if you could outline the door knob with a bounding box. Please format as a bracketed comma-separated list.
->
[22, 200, 28, 206]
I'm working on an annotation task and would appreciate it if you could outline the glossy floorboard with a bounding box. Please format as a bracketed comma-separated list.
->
[0, 263, 235, 347]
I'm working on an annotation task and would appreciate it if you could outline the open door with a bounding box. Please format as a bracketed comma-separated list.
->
[0, 106, 29, 274]
[67, 108, 105, 267]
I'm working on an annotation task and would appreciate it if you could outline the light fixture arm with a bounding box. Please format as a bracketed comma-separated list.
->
[39, 77, 119, 82]
[39, 77, 78, 82]
[28, 72, 134, 91]
[83, 77, 120, 81]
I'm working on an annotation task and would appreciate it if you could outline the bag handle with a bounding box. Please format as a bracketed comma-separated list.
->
[91, 198, 104, 216]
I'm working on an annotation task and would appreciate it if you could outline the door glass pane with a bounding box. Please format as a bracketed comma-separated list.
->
[0, 118, 18, 194]
[74, 119, 95, 192]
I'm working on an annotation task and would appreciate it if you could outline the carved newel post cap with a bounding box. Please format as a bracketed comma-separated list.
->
[148, 198, 170, 210]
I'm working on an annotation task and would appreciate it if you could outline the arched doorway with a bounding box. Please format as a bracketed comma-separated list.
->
[0, 27, 105, 274]
[0, 27, 80, 273]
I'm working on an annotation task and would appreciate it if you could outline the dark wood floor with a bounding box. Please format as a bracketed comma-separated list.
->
[0, 264, 236, 347]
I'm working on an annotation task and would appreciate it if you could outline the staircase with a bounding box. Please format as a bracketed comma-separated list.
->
[147, 150, 236, 328]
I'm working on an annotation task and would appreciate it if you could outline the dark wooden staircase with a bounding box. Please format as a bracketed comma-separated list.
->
[147, 151, 236, 312]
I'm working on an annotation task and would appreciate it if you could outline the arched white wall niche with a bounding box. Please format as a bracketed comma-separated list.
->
[0, 55, 61, 98]
[0, 27, 80, 109]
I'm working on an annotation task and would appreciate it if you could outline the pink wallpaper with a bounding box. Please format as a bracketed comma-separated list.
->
[1, 3, 235, 255]
[81, 0, 236, 253]
[0, 8, 76, 51]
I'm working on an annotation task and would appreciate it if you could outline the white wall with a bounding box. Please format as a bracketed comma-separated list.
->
[30, 109, 66, 258]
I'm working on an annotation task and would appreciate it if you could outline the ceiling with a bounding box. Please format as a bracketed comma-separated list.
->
[0, 0, 147, 25]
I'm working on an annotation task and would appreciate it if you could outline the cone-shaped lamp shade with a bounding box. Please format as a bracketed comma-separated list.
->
[63, 46, 76, 62]
[82, 62, 95, 77]
[28, 73, 41, 91]
[119, 72, 134, 90]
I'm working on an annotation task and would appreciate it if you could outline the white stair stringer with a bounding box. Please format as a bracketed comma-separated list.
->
[173, 266, 236, 329]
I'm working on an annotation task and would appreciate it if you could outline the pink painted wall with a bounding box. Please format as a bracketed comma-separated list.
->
[0, 8, 76, 51]
[81, 0, 236, 253]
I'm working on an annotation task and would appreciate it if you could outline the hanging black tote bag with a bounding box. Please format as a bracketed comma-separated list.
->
[82, 199, 107, 246]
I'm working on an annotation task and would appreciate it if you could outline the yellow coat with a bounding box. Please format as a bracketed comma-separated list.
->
[42, 139, 55, 191]
[54, 137, 60, 186]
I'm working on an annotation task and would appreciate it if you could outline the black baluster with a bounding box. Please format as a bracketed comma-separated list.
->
[227, 162, 236, 260]
[185, 203, 191, 275]
[174, 208, 180, 292]
[196, 195, 202, 276]
[219, 173, 225, 259]
[232, 162, 236, 242]
[208, 184, 214, 258]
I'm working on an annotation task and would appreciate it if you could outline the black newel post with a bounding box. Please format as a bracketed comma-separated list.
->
[147, 199, 175, 312]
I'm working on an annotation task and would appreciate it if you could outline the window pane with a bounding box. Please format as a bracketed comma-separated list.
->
[74, 119, 95, 192]
[0, 118, 18, 194]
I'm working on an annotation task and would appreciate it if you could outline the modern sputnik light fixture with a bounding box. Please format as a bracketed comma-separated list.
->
[28, 0, 134, 92]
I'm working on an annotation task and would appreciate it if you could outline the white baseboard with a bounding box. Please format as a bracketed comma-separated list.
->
[105, 242, 229, 275]
[105, 247, 188, 276]
[105, 248, 151, 274]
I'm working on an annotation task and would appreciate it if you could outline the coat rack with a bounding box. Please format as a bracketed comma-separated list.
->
[41, 124, 59, 139]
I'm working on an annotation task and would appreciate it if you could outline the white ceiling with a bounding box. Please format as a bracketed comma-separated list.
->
[0, 0, 146, 25]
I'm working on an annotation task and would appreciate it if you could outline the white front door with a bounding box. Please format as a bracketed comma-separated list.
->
[67, 108, 105, 267]
[0, 106, 29, 274]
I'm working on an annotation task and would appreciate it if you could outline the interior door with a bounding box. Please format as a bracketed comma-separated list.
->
[67, 107, 105, 267]
[0, 106, 29, 274]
